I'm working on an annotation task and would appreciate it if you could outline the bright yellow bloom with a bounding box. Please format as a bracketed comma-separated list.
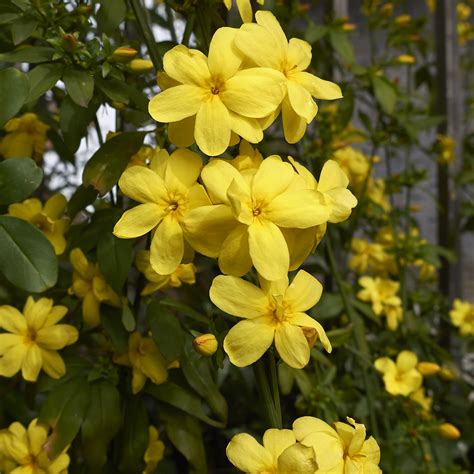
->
[410, 387, 433, 414]
[235, 11, 342, 143]
[293, 416, 381, 473]
[414, 259, 437, 280]
[228, 140, 263, 171]
[457, 3, 472, 21]
[332, 146, 370, 192]
[436, 134, 455, 164]
[227, 428, 317, 473]
[449, 299, 474, 336]
[396, 54, 416, 64]
[68, 248, 121, 327]
[374, 351, 423, 396]
[0, 419, 70, 473]
[0, 297, 78, 382]
[8, 194, 69, 255]
[143, 426, 165, 474]
[0, 113, 49, 161]
[114, 332, 170, 394]
[210, 270, 331, 368]
[438, 423, 461, 440]
[193, 333, 218, 356]
[349, 238, 394, 275]
[184, 155, 329, 281]
[357, 276, 402, 330]
[114, 149, 209, 274]
[366, 178, 391, 212]
[149, 28, 286, 156]
[223, 0, 265, 23]
[135, 250, 196, 295]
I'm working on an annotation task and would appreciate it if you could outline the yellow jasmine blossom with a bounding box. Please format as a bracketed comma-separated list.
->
[293, 416, 381, 473]
[0, 113, 49, 161]
[0, 297, 78, 382]
[357, 276, 402, 330]
[435, 134, 455, 164]
[114, 149, 210, 274]
[332, 146, 370, 192]
[228, 140, 263, 171]
[135, 250, 196, 295]
[414, 259, 437, 281]
[396, 54, 416, 64]
[410, 387, 433, 414]
[449, 299, 474, 336]
[349, 238, 394, 275]
[367, 178, 391, 212]
[114, 332, 170, 394]
[128, 144, 156, 168]
[235, 11, 342, 143]
[394, 14, 412, 25]
[374, 351, 423, 396]
[8, 194, 69, 255]
[226, 428, 317, 473]
[149, 28, 286, 156]
[68, 248, 121, 327]
[143, 426, 165, 474]
[438, 423, 461, 440]
[0, 418, 70, 473]
[210, 270, 331, 369]
[457, 3, 472, 21]
[185, 155, 328, 281]
[417, 361, 441, 376]
[223, 0, 265, 23]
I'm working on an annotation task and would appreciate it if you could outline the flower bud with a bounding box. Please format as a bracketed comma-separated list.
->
[439, 366, 457, 381]
[127, 58, 154, 73]
[438, 423, 461, 440]
[417, 362, 441, 376]
[395, 14, 411, 25]
[396, 54, 416, 64]
[111, 47, 138, 63]
[193, 334, 218, 356]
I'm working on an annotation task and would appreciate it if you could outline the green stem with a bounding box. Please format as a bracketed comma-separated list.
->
[181, 13, 195, 46]
[129, 0, 162, 70]
[253, 358, 281, 429]
[165, 4, 178, 43]
[268, 350, 282, 429]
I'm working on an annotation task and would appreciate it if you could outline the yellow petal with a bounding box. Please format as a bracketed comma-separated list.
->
[222, 68, 285, 118]
[227, 178, 253, 225]
[292, 71, 343, 100]
[36, 325, 78, 350]
[223, 317, 275, 367]
[200, 160, 242, 205]
[150, 216, 184, 274]
[44, 305, 68, 327]
[289, 312, 331, 353]
[252, 156, 294, 201]
[255, 11, 289, 54]
[318, 160, 349, 192]
[208, 27, 242, 79]
[132, 368, 147, 394]
[229, 111, 263, 144]
[186, 183, 212, 210]
[43, 193, 67, 219]
[262, 428, 296, 461]
[24, 297, 53, 331]
[248, 220, 289, 281]
[21, 344, 42, 381]
[285, 270, 323, 312]
[113, 203, 164, 238]
[361, 436, 381, 465]
[118, 166, 167, 204]
[226, 433, 274, 472]
[164, 149, 202, 192]
[163, 44, 210, 86]
[277, 443, 317, 474]
[287, 81, 318, 123]
[8, 198, 42, 221]
[210, 275, 267, 318]
[168, 116, 196, 148]
[82, 292, 101, 327]
[374, 357, 396, 374]
[149, 84, 206, 123]
[287, 38, 312, 71]
[0, 334, 22, 355]
[325, 188, 358, 223]
[236, 0, 253, 23]
[40, 349, 66, 379]
[0, 344, 27, 377]
[69, 247, 93, 278]
[46, 229, 67, 255]
[27, 419, 48, 456]
[0, 305, 26, 334]
[397, 351, 418, 372]
[293, 416, 337, 443]
[267, 189, 329, 228]
[195, 96, 231, 156]
[218, 224, 252, 277]
[282, 96, 307, 143]
[274, 323, 310, 369]
[138, 340, 168, 385]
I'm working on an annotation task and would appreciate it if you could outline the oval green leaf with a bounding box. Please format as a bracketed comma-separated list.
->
[0, 157, 43, 205]
[0, 67, 29, 126]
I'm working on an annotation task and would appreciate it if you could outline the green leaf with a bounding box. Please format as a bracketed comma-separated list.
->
[159, 407, 207, 474]
[0, 216, 57, 292]
[329, 29, 355, 63]
[372, 75, 397, 115]
[147, 300, 185, 362]
[11, 18, 38, 44]
[82, 382, 122, 469]
[96, 0, 126, 34]
[82, 132, 146, 195]
[0, 46, 55, 63]
[101, 306, 128, 353]
[97, 233, 133, 293]
[326, 325, 353, 348]
[118, 397, 148, 474]
[27, 63, 64, 102]
[305, 24, 328, 43]
[67, 185, 97, 217]
[0, 158, 43, 205]
[96, 77, 130, 103]
[0, 67, 29, 126]
[181, 340, 227, 423]
[63, 69, 94, 108]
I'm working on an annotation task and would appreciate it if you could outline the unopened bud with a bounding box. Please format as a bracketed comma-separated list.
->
[395, 14, 411, 25]
[111, 47, 138, 63]
[62, 33, 77, 52]
[417, 362, 441, 376]
[439, 366, 457, 381]
[193, 334, 218, 356]
[438, 423, 461, 440]
[127, 58, 154, 73]
[342, 23, 356, 32]
[396, 54, 416, 64]
[111, 101, 127, 110]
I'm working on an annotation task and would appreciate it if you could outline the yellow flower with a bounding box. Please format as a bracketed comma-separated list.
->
[0, 297, 78, 382]
[449, 299, 474, 336]
[457, 3, 472, 21]
[234, 11, 342, 143]
[228, 140, 263, 171]
[366, 178, 391, 212]
[68, 248, 121, 327]
[149, 29, 286, 156]
[332, 146, 370, 192]
[226, 428, 317, 473]
[193, 333, 218, 356]
[143, 426, 165, 474]
[114, 332, 170, 394]
[128, 144, 156, 168]
[184, 155, 329, 281]
[396, 54, 416, 64]
[394, 14, 412, 25]
[417, 361, 441, 376]
[357, 276, 402, 330]
[349, 238, 394, 275]
[210, 270, 331, 368]
[114, 149, 209, 274]
[410, 387, 433, 413]
[135, 250, 196, 295]
[435, 133, 455, 164]
[0, 418, 70, 473]
[374, 351, 423, 396]
[7, 194, 69, 255]
[0, 113, 49, 161]
[293, 416, 381, 473]
[223, 0, 265, 23]
[438, 423, 461, 440]
[414, 259, 437, 280]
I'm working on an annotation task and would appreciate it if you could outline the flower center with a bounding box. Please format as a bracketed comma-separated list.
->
[24, 328, 37, 344]
[253, 206, 261, 217]
[209, 76, 225, 95]
[167, 202, 179, 212]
